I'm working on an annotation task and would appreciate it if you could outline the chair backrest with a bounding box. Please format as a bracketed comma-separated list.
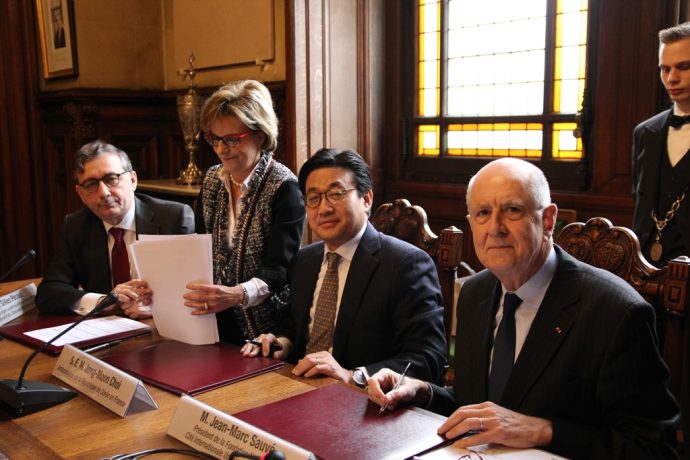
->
[556, 217, 690, 445]
[370, 198, 464, 351]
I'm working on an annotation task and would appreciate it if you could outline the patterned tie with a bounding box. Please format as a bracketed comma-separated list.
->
[488, 292, 522, 403]
[306, 252, 341, 354]
[109, 227, 131, 286]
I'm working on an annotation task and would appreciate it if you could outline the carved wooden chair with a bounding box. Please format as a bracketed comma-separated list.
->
[370, 198, 464, 356]
[556, 217, 690, 448]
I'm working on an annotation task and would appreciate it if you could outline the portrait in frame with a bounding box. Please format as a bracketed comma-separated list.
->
[35, 0, 78, 79]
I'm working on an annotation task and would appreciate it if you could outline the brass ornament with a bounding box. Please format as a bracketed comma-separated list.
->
[176, 53, 204, 185]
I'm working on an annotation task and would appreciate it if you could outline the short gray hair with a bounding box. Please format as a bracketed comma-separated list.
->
[200, 80, 279, 152]
[74, 139, 132, 181]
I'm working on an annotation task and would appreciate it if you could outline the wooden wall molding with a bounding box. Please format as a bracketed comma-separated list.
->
[286, 0, 385, 189]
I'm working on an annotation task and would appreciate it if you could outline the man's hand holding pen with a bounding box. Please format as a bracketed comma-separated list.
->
[367, 367, 429, 412]
[369, 368, 554, 449]
[241, 333, 291, 360]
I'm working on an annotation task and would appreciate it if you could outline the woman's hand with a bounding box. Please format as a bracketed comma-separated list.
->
[241, 333, 292, 360]
[183, 282, 245, 315]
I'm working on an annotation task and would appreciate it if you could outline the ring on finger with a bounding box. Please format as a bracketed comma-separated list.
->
[316, 358, 321, 366]
[204, 302, 209, 311]
[479, 418, 484, 431]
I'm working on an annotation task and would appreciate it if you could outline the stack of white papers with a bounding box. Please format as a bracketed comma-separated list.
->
[24, 316, 149, 346]
[131, 234, 219, 345]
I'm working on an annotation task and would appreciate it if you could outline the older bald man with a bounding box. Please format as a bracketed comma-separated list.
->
[368, 158, 679, 459]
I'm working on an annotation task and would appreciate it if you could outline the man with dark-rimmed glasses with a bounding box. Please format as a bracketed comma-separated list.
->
[36, 139, 194, 318]
[243, 148, 447, 387]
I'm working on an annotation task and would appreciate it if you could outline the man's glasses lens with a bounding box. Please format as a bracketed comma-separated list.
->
[80, 171, 130, 193]
[305, 188, 355, 207]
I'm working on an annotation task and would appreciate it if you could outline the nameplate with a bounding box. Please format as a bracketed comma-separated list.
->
[52, 344, 158, 417]
[0, 282, 36, 326]
[167, 395, 315, 460]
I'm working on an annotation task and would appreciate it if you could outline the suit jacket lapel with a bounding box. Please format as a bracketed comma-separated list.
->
[501, 247, 579, 408]
[85, 211, 113, 291]
[637, 111, 669, 235]
[457, 279, 500, 402]
[134, 195, 161, 236]
[294, 245, 324, 353]
[332, 223, 380, 361]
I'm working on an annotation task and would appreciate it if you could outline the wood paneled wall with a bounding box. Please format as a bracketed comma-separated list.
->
[0, 1, 44, 281]
[0, 0, 681, 278]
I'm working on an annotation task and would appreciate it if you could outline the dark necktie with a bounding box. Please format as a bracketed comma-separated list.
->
[109, 227, 130, 286]
[306, 252, 341, 354]
[488, 292, 523, 403]
[667, 114, 690, 129]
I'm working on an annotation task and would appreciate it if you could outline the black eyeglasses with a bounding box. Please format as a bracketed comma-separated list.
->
[304, 188, 356, 208]
[457, 451, 484, 460]
[204, 131, 253, 148]
[78, 171, 131, 194]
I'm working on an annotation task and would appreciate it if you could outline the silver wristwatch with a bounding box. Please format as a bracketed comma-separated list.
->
[352, 368, 368, 388]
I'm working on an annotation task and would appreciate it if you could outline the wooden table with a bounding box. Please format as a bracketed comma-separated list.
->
[137, 179, 201, 209]
[0, 284, 333, 459]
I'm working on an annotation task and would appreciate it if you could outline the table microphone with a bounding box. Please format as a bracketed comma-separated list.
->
[0, 292, 119, 418]
[0, 249, 36, 283]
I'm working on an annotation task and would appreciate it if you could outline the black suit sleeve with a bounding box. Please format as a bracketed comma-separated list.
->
[549, 301, 679, 459]
[36, 214, 104, 314]
[251, 180, 305, 291]
[178, 203, 195, 234]
[631, 124, 640, 197]
[194, 188, 206, 234]
[358, 247, 447, 383]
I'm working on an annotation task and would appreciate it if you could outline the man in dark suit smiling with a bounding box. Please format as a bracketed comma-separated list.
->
[368, 158, 679, 459]
[243, 148, 446, 386]
[36, 139, 194, 318]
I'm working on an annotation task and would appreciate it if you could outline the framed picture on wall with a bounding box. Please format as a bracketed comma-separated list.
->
[35, 0, 78, 79]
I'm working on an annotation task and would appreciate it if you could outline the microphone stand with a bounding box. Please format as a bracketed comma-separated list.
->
[0, 249, 36, 283]
[0, 292, 118, 417]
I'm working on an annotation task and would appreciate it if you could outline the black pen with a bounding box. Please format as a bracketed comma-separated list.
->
[380, 361, 412, 414]
[83, 340, 122, 354]
[245, 339, 283, 352]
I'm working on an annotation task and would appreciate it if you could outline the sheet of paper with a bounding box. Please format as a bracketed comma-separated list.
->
[24, 316, 150, 346]
[417, 443, 567, 460]
[130, 234, 218, 345]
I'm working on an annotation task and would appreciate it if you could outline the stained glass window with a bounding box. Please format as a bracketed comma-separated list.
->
[416, 0, 588, 160]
